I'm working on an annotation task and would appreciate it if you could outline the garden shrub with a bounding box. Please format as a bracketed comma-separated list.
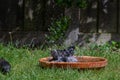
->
[45, 16, 70, 45]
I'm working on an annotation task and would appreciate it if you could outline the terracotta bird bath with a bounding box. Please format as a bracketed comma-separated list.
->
[39, 56, 107, 69]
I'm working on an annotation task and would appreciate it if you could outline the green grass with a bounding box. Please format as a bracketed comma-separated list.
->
[0, 44, 120, 80]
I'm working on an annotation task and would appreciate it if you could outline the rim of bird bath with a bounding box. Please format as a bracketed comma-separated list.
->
[39, 56, 108, 69]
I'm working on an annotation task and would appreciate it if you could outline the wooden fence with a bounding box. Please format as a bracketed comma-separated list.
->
[80, 0, 120, 33]
[0, 0, 119, 33]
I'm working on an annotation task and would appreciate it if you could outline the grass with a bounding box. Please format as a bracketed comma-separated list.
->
[0, 43, 120, 80]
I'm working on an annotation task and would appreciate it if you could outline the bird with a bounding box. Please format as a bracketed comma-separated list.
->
[0, 58, 11, 74]
[50, 46, 77, 62]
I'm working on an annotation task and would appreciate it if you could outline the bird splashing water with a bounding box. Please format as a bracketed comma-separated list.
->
[50, 46, 78, 62]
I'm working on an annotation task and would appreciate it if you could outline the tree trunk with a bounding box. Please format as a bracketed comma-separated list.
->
[64, 7, 80, 46]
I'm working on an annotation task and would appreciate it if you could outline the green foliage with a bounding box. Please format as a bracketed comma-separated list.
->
[54, 0, 72, 7]
[84, 41, 120, 54]
[45, 16, 70, 45]
[54, 0, 87, 8]
[76, 0, 87, 8]
[110, 41, 120, 48]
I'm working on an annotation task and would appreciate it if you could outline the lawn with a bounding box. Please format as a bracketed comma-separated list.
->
[0, 44, 119, 80]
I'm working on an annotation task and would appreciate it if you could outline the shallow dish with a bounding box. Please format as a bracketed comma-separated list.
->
[39, 56, 107, 69]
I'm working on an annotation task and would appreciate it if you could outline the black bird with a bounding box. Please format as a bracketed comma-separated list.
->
[0, 58, 11, 74]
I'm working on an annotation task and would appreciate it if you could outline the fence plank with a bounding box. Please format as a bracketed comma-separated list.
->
[24, 0, 35, 31]
[80, 1, 98, 33]
[44, 0, 64, 31]
[0, 0, 19, 31]
[98, 0, 117, 33]
[118, 0, 120, 33]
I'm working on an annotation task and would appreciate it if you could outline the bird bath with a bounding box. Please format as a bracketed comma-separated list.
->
[39, 56, 107, 69]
